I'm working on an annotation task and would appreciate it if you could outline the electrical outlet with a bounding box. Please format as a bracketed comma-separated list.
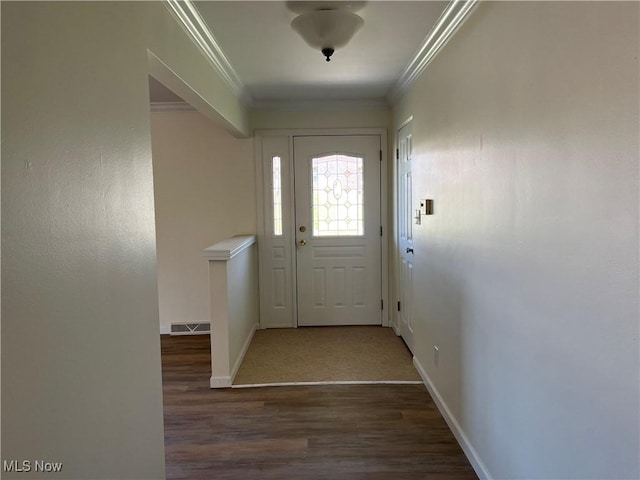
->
[433, 345, 439, 366]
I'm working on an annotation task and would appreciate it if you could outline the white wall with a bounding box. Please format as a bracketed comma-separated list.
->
[392, 2, 639, 479]
[1, 2, 248, 478]
[151, 111, 255, 332]
[251, 106, 390, 131]
[226, 243, 259, 376]
[206, 240, 260, 388]
[206, 237, 259, 388]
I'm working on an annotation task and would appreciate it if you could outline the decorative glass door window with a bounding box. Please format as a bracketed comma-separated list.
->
[311, 154, 364, 236]
[272, 156, 283, 236]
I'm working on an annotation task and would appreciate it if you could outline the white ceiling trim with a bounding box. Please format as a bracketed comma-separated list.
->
[387, 0, 478, 103]
[164, 0, 252, 106]
[150, 101, 196, 113]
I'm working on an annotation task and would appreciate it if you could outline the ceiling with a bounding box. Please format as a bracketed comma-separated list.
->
[153, 1, 448, 107]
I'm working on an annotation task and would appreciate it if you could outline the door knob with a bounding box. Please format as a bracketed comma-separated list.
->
[299, 239, 307, 246]
[406, 247, 414, 254]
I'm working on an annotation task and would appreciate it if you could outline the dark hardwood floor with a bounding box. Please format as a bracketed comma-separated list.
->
[161, 335, 478, 480]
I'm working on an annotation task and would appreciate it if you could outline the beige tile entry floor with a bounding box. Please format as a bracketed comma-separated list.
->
[233, 326, 422, 387]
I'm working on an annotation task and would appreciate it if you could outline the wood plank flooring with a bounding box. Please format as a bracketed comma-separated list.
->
[161, 335, 478, 480]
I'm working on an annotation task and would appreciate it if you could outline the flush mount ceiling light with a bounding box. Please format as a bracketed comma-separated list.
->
[290, 6, 364, 62]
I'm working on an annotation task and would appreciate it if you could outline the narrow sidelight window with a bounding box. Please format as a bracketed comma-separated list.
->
[272, 156, 283, 236]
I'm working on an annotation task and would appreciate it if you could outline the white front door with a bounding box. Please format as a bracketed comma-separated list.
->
[293, 135, 382, 326]
[397, 122, 414, 352]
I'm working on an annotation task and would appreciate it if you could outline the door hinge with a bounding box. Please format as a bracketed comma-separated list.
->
[397, 301, 401, 312]
[379, 150, 382, 161]
[396, 148, 399, 160]
[381, 299, 384, 310]
[380, 226, 383, 236]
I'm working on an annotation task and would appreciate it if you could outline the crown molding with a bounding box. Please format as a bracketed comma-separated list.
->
[164, 0, 252, 106]
[387, 0, 478, 103]
[164, 0, 476, 110]
[150, 102, 197, 113]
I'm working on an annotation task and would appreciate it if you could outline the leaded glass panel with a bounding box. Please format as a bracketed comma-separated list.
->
[311, 154, 364, 236]
[272, 156, 283, 236]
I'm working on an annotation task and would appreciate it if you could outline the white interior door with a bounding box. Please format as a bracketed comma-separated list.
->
[294, 135, 382, 326]
[397, 123, 414, 352]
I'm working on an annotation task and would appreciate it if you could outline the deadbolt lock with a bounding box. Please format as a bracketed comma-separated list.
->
[299, 225, 306, 232]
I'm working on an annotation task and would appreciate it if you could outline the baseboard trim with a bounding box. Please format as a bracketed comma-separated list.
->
[210, 375, 232, 388]
[391, 322, 401, 336]
[232, 380, 423, 389]
[230, 323, 258, 383]
[261, 323, 296, 329]
[413, 356, 493, 480]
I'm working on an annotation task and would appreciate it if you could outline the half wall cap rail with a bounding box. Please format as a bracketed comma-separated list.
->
[203, 235, 256, 261]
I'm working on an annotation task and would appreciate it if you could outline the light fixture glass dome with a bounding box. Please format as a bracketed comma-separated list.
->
[291, 9, 364, 60]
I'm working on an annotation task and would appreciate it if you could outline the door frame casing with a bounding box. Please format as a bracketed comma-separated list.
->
[255, 128, 389, 329]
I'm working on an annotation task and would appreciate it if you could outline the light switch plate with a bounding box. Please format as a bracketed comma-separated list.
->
[421, 199, 434, 215]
